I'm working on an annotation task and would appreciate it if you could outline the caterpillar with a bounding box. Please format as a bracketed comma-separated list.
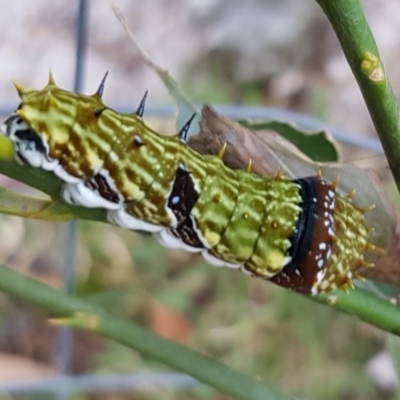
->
[0, 73, 375, 295]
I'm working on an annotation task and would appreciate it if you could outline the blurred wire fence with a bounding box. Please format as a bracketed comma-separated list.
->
[0, 0, 384, 397]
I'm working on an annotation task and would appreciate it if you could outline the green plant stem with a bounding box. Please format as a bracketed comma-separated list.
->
[0, 159, 61, 198]
[0, 266, 294, 400]
[0, 159, 107, 223]
[315, 0, 400, 192]
[314, 288, 400, 335]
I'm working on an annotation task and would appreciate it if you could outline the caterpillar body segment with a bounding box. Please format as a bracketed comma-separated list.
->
[0, 77, 372, 294]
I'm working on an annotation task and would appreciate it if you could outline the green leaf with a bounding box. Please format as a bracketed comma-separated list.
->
[239, 120, 339, 162]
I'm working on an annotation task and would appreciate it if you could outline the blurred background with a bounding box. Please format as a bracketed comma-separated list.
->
[0, 0, 399, 399]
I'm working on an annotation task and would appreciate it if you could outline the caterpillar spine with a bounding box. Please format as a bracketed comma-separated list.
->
[0, 74, 375, 294]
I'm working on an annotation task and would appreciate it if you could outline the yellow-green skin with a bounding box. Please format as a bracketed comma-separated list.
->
[6, 79, 372, 294]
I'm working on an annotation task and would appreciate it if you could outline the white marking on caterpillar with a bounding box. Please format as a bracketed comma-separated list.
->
[171, 196, 180, 205]
[163, 177, 180, 228]
[3, 115, 26, 139]
[17, 141, 44, 168]
[201, 250, 225, 267]
[3, 116, 59, 170]
[41, 157, 59, 172]
[156, 229, 243, 270]
[282, 255, 293, 267]
[192, 220, 213, 249]
[86, 169, 123, 207]
[53, 165, 81, 183]
[201, 250, 242, 269]
[240, 266, 254, 276]
[62, 181, 121, 209]
[153, 229, 202, 253]
[107, 207, 162, 232]
[310, 269, 327, 295]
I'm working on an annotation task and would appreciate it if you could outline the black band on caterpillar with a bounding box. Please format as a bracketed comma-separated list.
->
[168, 165, 198, 225]
[271, 177, 335, 294]
[288, 177, 318, 263]
[167, 165, 204, 248]
[0, 75, 375, 294]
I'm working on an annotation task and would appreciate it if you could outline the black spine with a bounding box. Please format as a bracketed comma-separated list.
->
[136, 90, 148, 118]
[95, 71, 109, 98]
[178, 113, 197, 142]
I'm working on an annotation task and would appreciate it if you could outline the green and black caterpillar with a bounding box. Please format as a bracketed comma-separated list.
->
[0, 74, 376, 294]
